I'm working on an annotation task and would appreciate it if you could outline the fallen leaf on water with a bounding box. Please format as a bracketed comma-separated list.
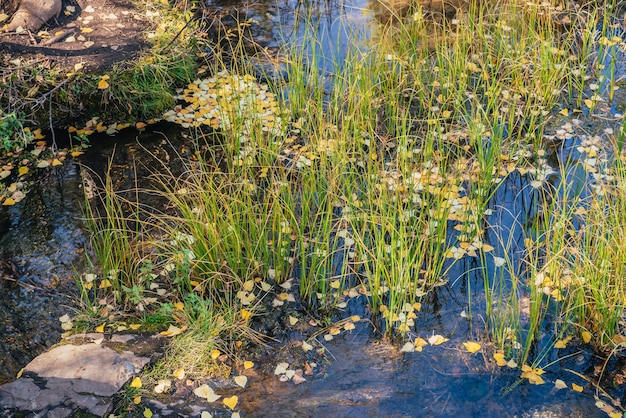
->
[201, 412, 213, 418]
[344, 321, 355, 331]
[572, 383, 583, 392]
[289, 316, 298, 325]
[521, 364, 545, 385]
[130, 377, 142, 388]
[559, 108, 569, 116]
[223, 396, 238, 410]
[400, 342, 414, 353]
[463, 341, 481, 353]
[143, 408, 153, 418]
[554, 336, 572, 349]
[428, 334, 448, 345]
[493, 352, 507, 367]
[234, 375, 247, 388]
[194, 384, 221, 402]
[414, 337, 428, 352]
[554, 379, 567, 390]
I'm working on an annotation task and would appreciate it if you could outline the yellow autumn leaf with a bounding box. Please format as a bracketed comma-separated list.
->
[243, 361, 254, 369]
[133, 395, 142, 404]
[80, 27, 93, 33]
[554, 336, 572, 349]
[414, 337, 428, 352]
[582, 331, 592, 343]
[172, 368, 185, 380]
[559, 108, 569, 116]
[572, 383, 583, 392]
[160, 324, 184, 337]
[584, 99, 594, 109]
[428, 334, 448, 345]
[18, 166, 29, 176]
[32, 129, 45, 139]
[174, 301, 184, 311]
[95, 323, 105, 333]
[223, 396, 238, 410]
[289, 316, 298, 325]
[136, 121, 147, 130]
[3, 198, 16, 206]
[241, 309, 252, 320]
[242, 280, 254, 291]
[143, 408, 153, 418]
[98, 75, 110, 89]
[99, 279, 112, 289]
[52, 159, 63, 167]
[130, 377, 142, 388]
[129, 323, 141, 330]
[554, 379, 567, 390]
[211, 349, 221, 360]
[330, 280, 341, 289]
[493, 352, 507, 367]
[463, 341, 481, 353]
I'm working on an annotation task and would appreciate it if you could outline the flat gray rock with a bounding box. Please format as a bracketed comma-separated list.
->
[0, 342, 150, 416]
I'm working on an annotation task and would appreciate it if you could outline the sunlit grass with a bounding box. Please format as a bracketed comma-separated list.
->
[79, 0, 626, 396]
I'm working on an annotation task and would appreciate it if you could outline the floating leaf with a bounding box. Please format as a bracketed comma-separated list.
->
[493, 352, 507, 367]
[413, 337, 428, 352]
[554, 379, 567, 390]
[572, 383, 583, 392]
[559, 108, 569, 116]
[400, 342, 415, 353]
[201, 412, 213, 418]
[301, 341, 313, 352]
[289, 316, 298, 325]
[274, 362, 289, 375]
[554, 336, 572, 349]
[463, 341, 481, 353]
[234, 375, 247, 388]
[18, 166, 29, 176]
[143, 407, 153, 418]
[584, 99, 594, 109]
[521, 364, 545, 385]
[130, 377, 142, 388]
[194, 384, 221, 402]
[428, 334, 449, 345]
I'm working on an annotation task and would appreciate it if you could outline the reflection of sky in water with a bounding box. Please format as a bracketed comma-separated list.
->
[205, 0, 376, 74]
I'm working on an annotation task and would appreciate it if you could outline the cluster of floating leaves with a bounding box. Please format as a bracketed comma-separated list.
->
[163, 71, 287, 139]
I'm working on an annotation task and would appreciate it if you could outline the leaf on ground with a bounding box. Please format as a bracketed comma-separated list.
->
[95, 323, 105, 333]
[572, 383, 583, 392]
[160, 325, 184, 337]
[174, 302, 184, 311]
[201, 412, 213, 418]
[129, 323, 141, 330]
[274, 362, 289, 375]
[301, 341, 313, 352]
[223, 395, 238, 410]
[172, 368, 185, 380]
[234, 375, 247, 388]
[98, 75, 110, 89]
[143, 408, 153, 418]
[289, 316, 298, 325]
[414, 337, 428, 352]
[243, 361, 254, 369]
[210, 349, 221, 360]
[130, 377, 142, 388]
[133, 395, 141, 404]
[428, 334, 448, 345]
[582, 331, 592, 343]
[154, 379, 171, 394]
[463, 341, 481, 353]
[194, 384, 221, 402]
